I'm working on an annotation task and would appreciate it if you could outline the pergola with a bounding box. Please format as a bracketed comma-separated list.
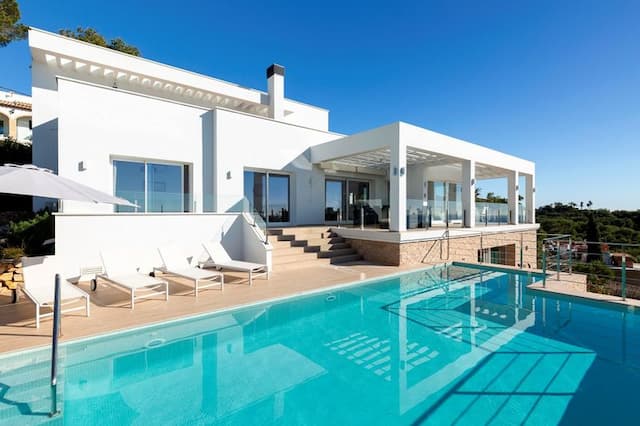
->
[311, 122, 535, 232]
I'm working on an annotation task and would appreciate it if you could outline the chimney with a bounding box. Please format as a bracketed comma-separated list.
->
[266, 64, 285, 120]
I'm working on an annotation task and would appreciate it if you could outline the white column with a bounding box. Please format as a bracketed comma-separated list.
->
[508, 170, 519, 225]
[525, 174, 535, 224]
[462, 160, 476, 228]
[390, 142, 407, 232]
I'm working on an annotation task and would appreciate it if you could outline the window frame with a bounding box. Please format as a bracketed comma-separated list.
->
[112, 158, 191, 213]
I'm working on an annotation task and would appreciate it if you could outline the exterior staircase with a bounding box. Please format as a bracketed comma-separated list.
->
[268, 226, 362, 271]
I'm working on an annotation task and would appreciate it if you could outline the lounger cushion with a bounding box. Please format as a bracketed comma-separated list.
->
[100, 250, 141, 276]
[164, 267, 221, 281]
[202, 259, 265, 272]
[105, 273, 166, 289]
[157, 246, 192, 271]
[22, 256, 88, 305]
[202, 241, 233, 263]
[202, 241, 266, 271]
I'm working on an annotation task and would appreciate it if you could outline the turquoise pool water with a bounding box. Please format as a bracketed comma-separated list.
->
[1, 264, 639, 425]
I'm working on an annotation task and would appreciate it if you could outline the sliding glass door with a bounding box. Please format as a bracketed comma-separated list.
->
[324, 178, 371, 223]
[325, 179, 345, 221]
[427, 181, 462, 224]
[244, 170, 290, 223]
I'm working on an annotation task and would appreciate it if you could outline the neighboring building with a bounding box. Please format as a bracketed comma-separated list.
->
[0, 89, 32, 144]
[28, 28, 538, 274]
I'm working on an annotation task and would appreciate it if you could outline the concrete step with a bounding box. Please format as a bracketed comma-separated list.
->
[271, 246, 308, 255]
[318, 248, 358, 259]
[273, 258, 333, 272]
[277, 234, 296, 242]
[303, 243, 351, 253]
[302, 237, 346, 246]
[330, 253, 363, 264]
[267, 229, 284, 236]
[269, 240, 293, 249]
[273, 252, 324, 265]
[278, 226, 331, 234]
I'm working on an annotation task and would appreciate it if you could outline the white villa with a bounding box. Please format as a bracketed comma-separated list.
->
[0, 89, 32, 143]
[28, 28, 538, 275]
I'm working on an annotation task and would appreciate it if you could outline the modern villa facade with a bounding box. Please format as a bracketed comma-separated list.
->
[28, 28, 538, 275]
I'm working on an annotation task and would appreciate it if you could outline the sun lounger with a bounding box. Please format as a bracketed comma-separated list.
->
[22, 256, 90, 328]
[156, 246, 223, 296]
[200, 241, 269, 286]
[94, 250, 168, 309]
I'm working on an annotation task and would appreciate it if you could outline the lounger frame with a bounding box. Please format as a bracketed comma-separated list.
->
[94, 274, 168, 309]
[22, 285, 90, 328]
[154, 266, 224, 296]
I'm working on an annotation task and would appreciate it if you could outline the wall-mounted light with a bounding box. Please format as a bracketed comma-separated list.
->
[393, 167, 398, 176]
[78, 161, 87, 171]
[533, 187, 536, 193]
[471, 178, 476, 186]
[516, 184, 519, 191]
[400, 167, 405, 176]
[226, 171, 232, 179]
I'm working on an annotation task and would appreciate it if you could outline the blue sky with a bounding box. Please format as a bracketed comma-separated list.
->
[2, 0, 639, 209]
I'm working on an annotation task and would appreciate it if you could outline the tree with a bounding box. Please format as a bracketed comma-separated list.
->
[58, 27, 140, 56]
[0, 0, 28, 47]
[580, 201, 584, 209]
[587, 200, 593, 209]
[585, 212, 602, 262]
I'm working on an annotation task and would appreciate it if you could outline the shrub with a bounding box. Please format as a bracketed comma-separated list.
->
[7, 212, 54, 255]
[0, 246, 25, 260]
[574, 260, 615, 294]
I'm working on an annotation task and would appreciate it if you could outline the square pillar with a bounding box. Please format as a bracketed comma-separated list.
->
[389, 142, 407, 232]
[525, 174, 535, 224]
[462, 160, 476, 227]
[508, 170, 519, 225]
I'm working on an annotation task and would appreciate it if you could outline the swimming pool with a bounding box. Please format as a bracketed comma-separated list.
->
[1, 263, 639, 425]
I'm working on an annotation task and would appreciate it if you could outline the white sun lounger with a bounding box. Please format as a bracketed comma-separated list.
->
[95, 251, 168, 309]
[21, 256, 90, 328]
[156, 246, 224, 296]
[200, 241, 269, 286]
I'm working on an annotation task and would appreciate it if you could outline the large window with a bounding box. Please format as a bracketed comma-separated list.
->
[114, 160, 190, 213]
[244, 170, 290, 223]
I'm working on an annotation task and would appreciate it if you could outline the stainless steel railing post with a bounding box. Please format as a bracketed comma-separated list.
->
[542, 249, 547, 288]
[622, 255, 627, 301]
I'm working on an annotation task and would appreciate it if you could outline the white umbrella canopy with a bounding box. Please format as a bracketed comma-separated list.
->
[0, 164, 137, 207]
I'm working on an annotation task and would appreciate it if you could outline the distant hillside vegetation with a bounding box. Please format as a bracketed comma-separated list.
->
[537, 203, 640, 244]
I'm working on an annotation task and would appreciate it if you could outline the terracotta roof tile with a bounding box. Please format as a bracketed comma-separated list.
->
[0, 99, 31, 111]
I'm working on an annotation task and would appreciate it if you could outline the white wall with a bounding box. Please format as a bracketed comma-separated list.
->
[281, 99, 329, 131]
[54, 213, 270, 278]
[214, 108, 339, 225]
[16, 117, 32, 141]
[56, 78, 212, 213]
[32, 62, 60, 210]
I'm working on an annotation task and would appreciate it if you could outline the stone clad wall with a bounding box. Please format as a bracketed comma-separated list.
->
[347, 230, 537, 267]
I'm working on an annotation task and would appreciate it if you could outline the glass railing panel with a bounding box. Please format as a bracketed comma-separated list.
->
[407, 199, 428, 229]
[476, 202, 509, 225]
[447, 200, 463, 223]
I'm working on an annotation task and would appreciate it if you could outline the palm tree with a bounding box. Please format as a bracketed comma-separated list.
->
[587, 200, 593, 209]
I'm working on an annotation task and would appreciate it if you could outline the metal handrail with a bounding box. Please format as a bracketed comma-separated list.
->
[49, 274, 61, 417]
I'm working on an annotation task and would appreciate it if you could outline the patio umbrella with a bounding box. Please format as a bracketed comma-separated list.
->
[0, 163, 136, 207]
